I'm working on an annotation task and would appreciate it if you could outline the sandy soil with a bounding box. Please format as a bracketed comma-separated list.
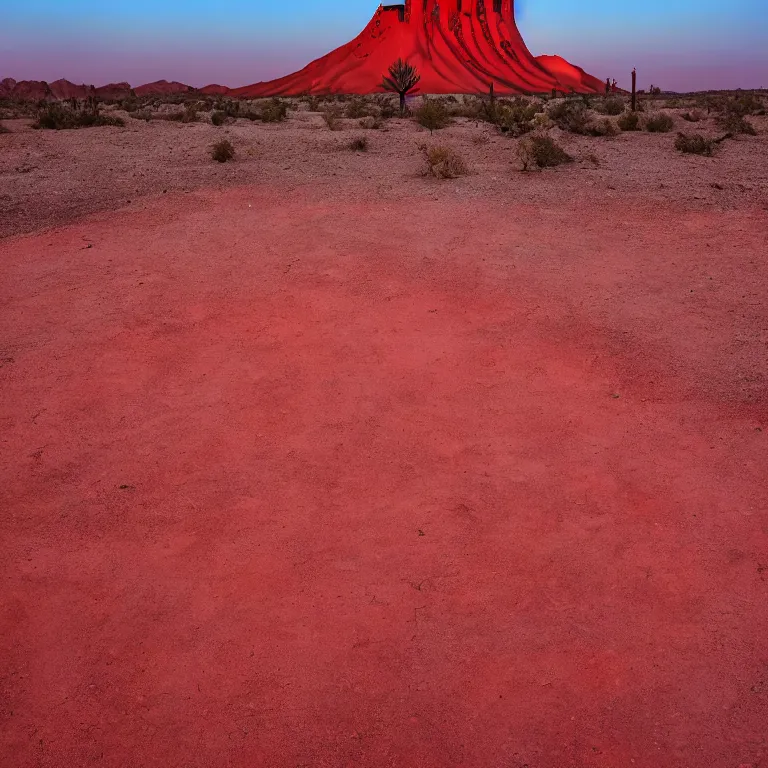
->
[1, 107, 767, 767]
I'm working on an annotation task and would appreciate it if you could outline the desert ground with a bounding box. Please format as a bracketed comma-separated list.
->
[1, 93, 767, 767]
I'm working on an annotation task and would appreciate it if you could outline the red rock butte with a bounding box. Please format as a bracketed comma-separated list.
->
[232, 0, 604, 97]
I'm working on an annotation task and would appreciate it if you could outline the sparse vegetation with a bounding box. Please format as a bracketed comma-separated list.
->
[681, 109, 705, 122]
[0, 123, 10, 134]
[547, 100, 590, 134]
[349, 136, 369, 151]
[345, 99, 372, 119]
[322, 107, 343, 131]
[382, 58, 421, 115]
[518, 133, 573, 170]
[211, 110, 227, 126]
[211, 139, 235, 163]
[415, 98, 451, 133]
[674, 132, 717, 156]
[359, 116, 382, 129]
[421, 144, 468, 178]
[718, 111, 757, 135]
[260, 98, 287, 122]
[34, 103, 125, 130]
[586, 118, 620, 137]
[617, 111, 641, 131]
[596, 96, 625, 116]
[645, 112, 674, 132]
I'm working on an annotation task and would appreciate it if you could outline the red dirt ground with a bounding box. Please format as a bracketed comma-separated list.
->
[1, 185, 767, 767]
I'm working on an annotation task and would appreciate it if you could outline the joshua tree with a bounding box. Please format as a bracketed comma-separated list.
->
[382, 58, 421, 115]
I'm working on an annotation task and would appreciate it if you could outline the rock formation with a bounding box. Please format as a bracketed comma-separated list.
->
[231, 0, 604, 96]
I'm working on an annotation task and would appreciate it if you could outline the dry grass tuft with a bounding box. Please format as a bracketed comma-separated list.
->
[617, 111, 641, 131]
[211, 139, 235, 163]
[674, 132, 717, 156]
[421, 144, 468, 178]
[518, 133, 573, 170]
[645, 112, 675, 132]
[349, 136, 369, 151]
[34, 104, 125, 130]
[322, 108, 343, 131]
[415, 98, 452, 133]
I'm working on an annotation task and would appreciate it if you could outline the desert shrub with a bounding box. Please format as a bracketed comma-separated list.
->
[718, 112, 757, 135]
[375, 95, 399, 119]
[132, 109, 152, 122]
[180, 106, 198, 123]
[674, 132, 717, 156]
[34, 103, 125, 130]
[415, 98, 451, 133]
[585, 118, 620, 137]
[211, 110, 227, 126]
[161, 105, 198, 123]
[322, 107, 343, 130]
[449, 96, 483, 120]
[421, 144, 467, 178]
[599, 96, 625, 115]
[211, 139, 235, 162]
[681, 109, 705, 122]
[261, 98, 287, 122]
[645, 112, 674, 132]
[349, 136, 369, 151]
[518, 133, 573, 170]
[547, 99, 589, 134]
[617, 111, 641, 131]
[346, 98, 372, 119]
[359, 116, 382, 129]
[300, 94, 321, 111]
[495, 98, 541, 136]
[724, 92, 765, 117]
[0, 123, 10, 134]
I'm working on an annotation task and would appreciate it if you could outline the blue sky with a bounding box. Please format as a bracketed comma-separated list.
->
[1, 0, 766, 91]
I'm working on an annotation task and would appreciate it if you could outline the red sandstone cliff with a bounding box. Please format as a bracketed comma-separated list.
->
[232, 0, 604, 96]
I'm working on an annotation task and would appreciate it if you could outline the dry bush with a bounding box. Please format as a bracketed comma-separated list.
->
[349, 136, 369, 151]
[211, 110, 227, 126]
[518, 133, 573, 170]
[674, 132, 717, 156]
[346, 98, 373, 119]
[359, 116, 382, 129]
[681, 109, 705, 122]
[718, 112, 757, 135]
[496, 98, 541, 136]
[34, 104, 125, 130]
[617, 111, 641, 131]
[161, 105, 198, 123]
[725, 92, 765, 116]
[586, 118, 620, 137]
[415, 98, 451, 133]
[211, 139, 235, 163]
[450, 96, 483, 120]
[132, 109, 152, 122]
[0, 123, 10, 134]
[595, 96, 625, 115]
[322, 107, 343, 131]
[374, 95, 399, 119]
[645, 112, 674, 132]
[260, 98, 287, 122]
[299, 93, 322, 111]
[547, 99, 590, 134]
[421, 144, 468, 178]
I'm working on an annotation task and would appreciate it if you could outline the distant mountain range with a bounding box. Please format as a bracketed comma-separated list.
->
[0, 78, 231, 102]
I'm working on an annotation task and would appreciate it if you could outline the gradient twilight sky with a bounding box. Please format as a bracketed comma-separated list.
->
[2, 0, 766, 92]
